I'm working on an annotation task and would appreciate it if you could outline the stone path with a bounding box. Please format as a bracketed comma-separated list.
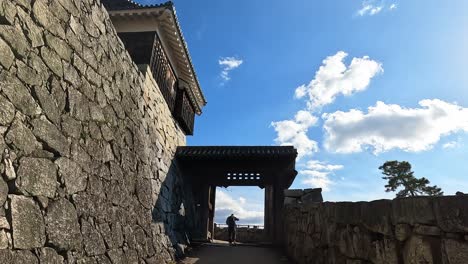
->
[179, 241, 292, 264]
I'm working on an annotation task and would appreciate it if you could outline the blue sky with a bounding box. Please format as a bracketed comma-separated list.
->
[137, 0, 468, 224]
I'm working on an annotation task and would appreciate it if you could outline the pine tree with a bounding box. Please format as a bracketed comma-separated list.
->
[378, 160, 443, 198]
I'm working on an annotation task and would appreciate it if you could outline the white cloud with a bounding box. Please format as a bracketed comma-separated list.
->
[358, 2, 384, 16]
[305, 160, 344, 171]
[215, 190, 263, 225]
[323, 99, 468, 154]
[300, 160, 344, 191]
[442, 141, 459, 149]
[357, 1, 397, 16]
[294, 51, 383, 110]
[273, 51, 381, 160]
[301, 170, 333, 191]
[271, 110, 319, 159]
[219, 57, 243, 81]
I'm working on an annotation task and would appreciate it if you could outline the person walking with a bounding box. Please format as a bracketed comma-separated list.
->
[225, 213, 239, 245]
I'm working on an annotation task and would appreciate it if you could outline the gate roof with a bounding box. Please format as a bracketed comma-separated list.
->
[176, 146, 298, 188]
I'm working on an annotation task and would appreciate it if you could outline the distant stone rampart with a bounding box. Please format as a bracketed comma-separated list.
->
[214, 225, 266, 244]
[0, 0, 195, 263]
[283, 196, 468, 264]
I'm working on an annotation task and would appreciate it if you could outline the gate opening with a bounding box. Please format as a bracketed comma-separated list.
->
[176, 146, 298, 245]
[213, 186, 265, 243]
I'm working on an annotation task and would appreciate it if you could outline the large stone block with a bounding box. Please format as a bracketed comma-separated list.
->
[91, 5, 106, 34]
[395, 223, 412, 242]
[434, 196, 468, 233]
[360, 199, 393, 236]
[136, 177, 152, 209]
[41, 47, 63, 77]
[16, 7, 44, 48]
[16, 157, 57, 198]
[32, 85, 61, 126]
[57, 0, 79, 17]
[284, 197, 297, 205]
[13, 250, 39, 264]
[32, 0, 65, 38]
[392, 197, 436, 225]
[61, 115, 82, 139]
[414, 224, 441, 236]
[0, 177, 7, 207]
[0, 230, 9, 249]
[443, 239, 468, 264]
[10, 195, 46, 249]
[16, 60, 42, 86]
[302, 188, 323, 203]
[0, 25, 30, 58]
[70, 141, 93, 173]
[403, 235, 441, 264]
[86, 139, 114, 162]
[3, 153, 16, 180]
[337, 226, 372, 260]
[68, 89, 90, 121]
[333, 202, 364, 225]
[55, 157, 87, 195]
[38, 247, 64, 264]
[0, 216, 10, 230]
[370, 239, 398, 264]
[0, 72, 40, 116]
[0, 130, 5, 147]
[284, 189, 303, 198]
[0, 249, 13, 263]
[63, 61, 82, 87]
[5, 119, 40, 155]
[81, 219, 106, 256]
[107, 249, 126, 264]
[45, 34, 72, 62]
[31, 117, 70, 156]
[0, 37, 14, 69]
[45, 199, 82, 250]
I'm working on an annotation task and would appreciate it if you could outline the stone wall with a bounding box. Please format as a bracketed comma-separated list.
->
[284, 188, 323, 205]
[283, 196, 468, 264]
[0, 0, 196, 263]
[214, 226, 266, 243]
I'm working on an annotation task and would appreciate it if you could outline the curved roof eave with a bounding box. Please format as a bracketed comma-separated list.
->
[166, 3, 207, 114]
[103, 0, 207, 114]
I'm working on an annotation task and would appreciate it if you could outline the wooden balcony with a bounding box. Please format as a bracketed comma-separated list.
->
[149, 34, 178, 112]
[174, 88, 195, 135]
[117, 31, 197, 135]
[149, 34, 195, 135]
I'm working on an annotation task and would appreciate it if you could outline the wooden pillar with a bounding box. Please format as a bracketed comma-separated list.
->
[272, 181, 286, 245]
[264, 185, 275, 242]
[197, 184, 211, 241]
[208, 186, 216, 240]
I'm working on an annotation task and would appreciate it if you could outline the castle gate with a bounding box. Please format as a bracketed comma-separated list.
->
[176, 146, 298, 245]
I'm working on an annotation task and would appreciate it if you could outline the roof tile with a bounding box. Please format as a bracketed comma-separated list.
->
[176, 146, 298, 160]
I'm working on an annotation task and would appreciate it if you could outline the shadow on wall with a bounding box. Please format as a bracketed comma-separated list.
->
[152, 160, 198, 261]
[283, 195, 468, 264]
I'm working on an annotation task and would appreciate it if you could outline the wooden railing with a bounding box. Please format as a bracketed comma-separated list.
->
[215, 223, 265, 229]
[149, 33, 177, 112]
[175, 89, 195, 135]
[149, 33, 196, 135]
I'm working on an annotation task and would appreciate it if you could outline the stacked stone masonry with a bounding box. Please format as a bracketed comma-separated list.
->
[214, 226, 266, 244]
[283, 196, 468, 264]
[0, 0, 196, 263]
